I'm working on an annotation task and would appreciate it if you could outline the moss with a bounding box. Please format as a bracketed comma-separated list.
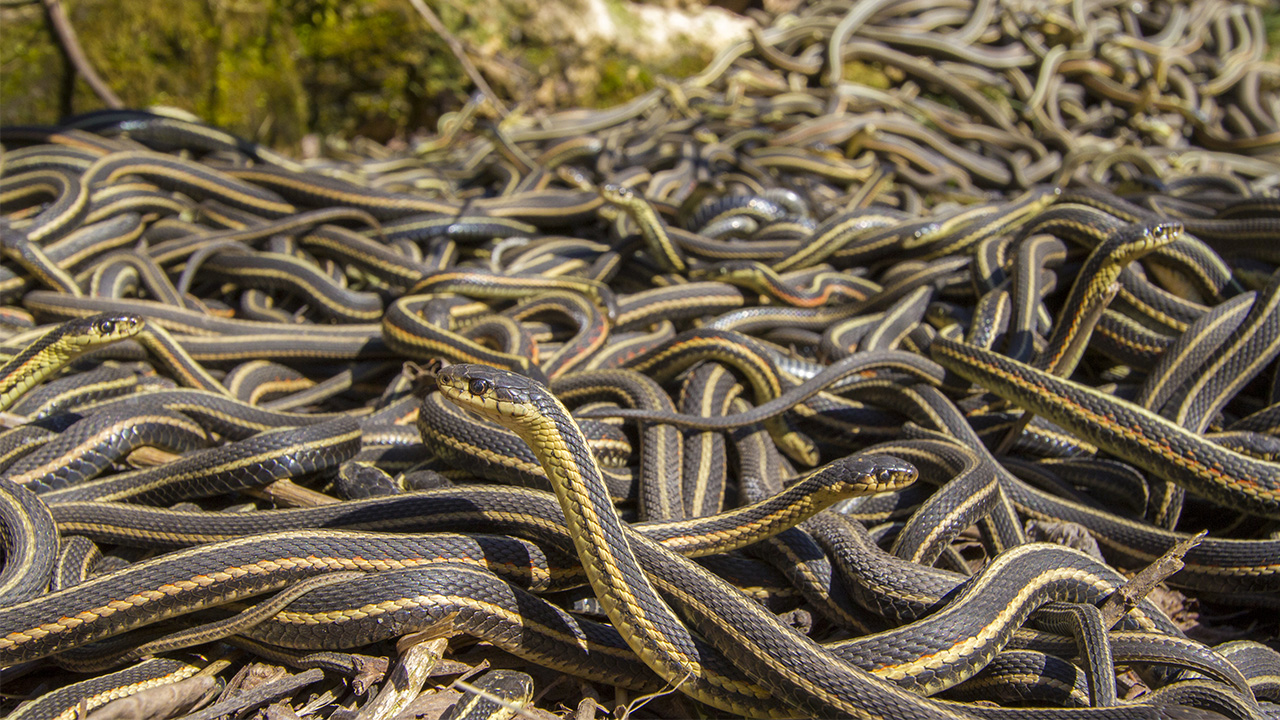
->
[206, 1, 308, 146]
[842, 60, 891, 89]
[292, 0, 463, 140]
[662, 48, 714, 80]
[0, 7, 63, 123]
[77, 1, 218, 123]
[593, 55, 654, 107]
[978, 82, 1018, 115]
[921, 90, 963, 113]
[601, 0, 638, 29]
[522, 45, 558, 75]
[0, 0, 732, 147]
[1266, 6, 1280, 63]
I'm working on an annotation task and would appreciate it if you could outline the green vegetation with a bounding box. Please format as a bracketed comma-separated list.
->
[1266, 5, 1280, 63]
[0, 0, 712, 148]
[841, 60, 891, 89]
[595, 57, 655, 108]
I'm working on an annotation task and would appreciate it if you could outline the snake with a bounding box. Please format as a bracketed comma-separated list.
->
[5, 3, 1280, 715]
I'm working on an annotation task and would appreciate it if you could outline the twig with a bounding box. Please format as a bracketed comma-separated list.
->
[174, 668, 325, 720]
[404, 0, 508, 116]
[86, 674, 218, 720]
[354, 637, 448, 720]
[1099, 530, 1205, 628]
[617, 673, 691, 719]
[245, 479, 341, 507]
[41, 0, 123, 109]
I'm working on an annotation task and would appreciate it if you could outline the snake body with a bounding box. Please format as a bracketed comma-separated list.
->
[4, 2, 1280, 716]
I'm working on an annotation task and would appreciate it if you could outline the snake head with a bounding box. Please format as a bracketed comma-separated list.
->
[556, 166, 594, 191]
[792, 452, 918, 512]
[598, 184, 634, 205]
[436, 363, 539, 420]
[824, 453, 917, 497]
[1148, 220, 1183, 246]
[691, 261, 747, 281]
[858, 453, 919, 491]
[79, 313, 145, 345]
[719, 261, 759, 278]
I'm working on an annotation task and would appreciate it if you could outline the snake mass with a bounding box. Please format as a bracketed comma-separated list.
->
[3, 0, 1280, 717]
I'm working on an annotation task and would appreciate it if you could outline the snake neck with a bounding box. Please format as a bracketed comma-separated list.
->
[523, 403, 639, 582]
[511, 397, 726, 694]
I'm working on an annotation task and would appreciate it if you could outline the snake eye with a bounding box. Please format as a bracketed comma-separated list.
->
[468, 378, 492, 396]
[95, 319, 116, 335]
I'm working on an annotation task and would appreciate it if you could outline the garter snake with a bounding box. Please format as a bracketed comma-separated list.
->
[434, 363, 968, 718]
[0, 531, 581, 666]
[931, 333, 1280, 519]
[430, 366, 1222, 718]
[15, 449, 915, 681]
[6, 11, 1280, 715]
[598, 183, 689, 273]
[0, 313, 143, 411]
[50, 455, 916, 558]
[0, 477, 56, 606]
[7, 657, 205, 720]
[445, 670, 535, 720]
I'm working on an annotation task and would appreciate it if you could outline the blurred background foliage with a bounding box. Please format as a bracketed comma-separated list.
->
[1, 0, 739, 149]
